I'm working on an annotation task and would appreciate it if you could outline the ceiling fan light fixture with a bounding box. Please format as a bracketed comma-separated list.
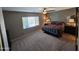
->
[43, 11, 47, 14]
[44, 10, 47, 12]
[43, 8, 47, 14]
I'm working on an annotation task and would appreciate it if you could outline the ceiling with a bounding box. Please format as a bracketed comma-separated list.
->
[2, 7, 73, 13]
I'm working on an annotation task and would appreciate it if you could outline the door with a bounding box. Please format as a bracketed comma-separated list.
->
[0, 25, 3, 51]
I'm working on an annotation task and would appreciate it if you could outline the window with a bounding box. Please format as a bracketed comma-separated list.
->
[22, 16, 39, 29]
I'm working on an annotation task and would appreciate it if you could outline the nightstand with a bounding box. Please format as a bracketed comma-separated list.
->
[64, 25, 77, 36]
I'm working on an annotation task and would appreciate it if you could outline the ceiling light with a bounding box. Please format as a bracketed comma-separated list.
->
[43, 11, 47, 14]
[43, 8, 47, 14]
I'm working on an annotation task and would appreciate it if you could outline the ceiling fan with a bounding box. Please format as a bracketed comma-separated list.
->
[42, 7, 55, 14]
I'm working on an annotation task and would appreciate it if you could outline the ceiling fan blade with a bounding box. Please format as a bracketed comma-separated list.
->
[47, 10, 55, 13]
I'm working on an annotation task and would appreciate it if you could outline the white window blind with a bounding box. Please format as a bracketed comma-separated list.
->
[22, 16, 39, 29]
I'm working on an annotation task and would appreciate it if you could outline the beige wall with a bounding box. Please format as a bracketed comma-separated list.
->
[48, 8, 76, 22]
[3, 11, 43, 40]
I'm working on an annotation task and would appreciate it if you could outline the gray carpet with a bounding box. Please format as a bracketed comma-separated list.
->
[11, 30, 75, 51]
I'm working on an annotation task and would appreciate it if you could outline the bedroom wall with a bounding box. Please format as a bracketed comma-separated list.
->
[48, 8, 76, 22]
[3, 11, 43, 40]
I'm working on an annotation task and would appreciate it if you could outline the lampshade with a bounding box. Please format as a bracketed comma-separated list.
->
[46, 19, 50, 22]
[68, 19, 75, 22]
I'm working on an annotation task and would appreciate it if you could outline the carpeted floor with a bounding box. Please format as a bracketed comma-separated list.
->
[11, 30, 76, 51]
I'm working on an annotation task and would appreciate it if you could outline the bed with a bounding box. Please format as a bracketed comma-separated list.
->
[42, 21, 64, 37]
